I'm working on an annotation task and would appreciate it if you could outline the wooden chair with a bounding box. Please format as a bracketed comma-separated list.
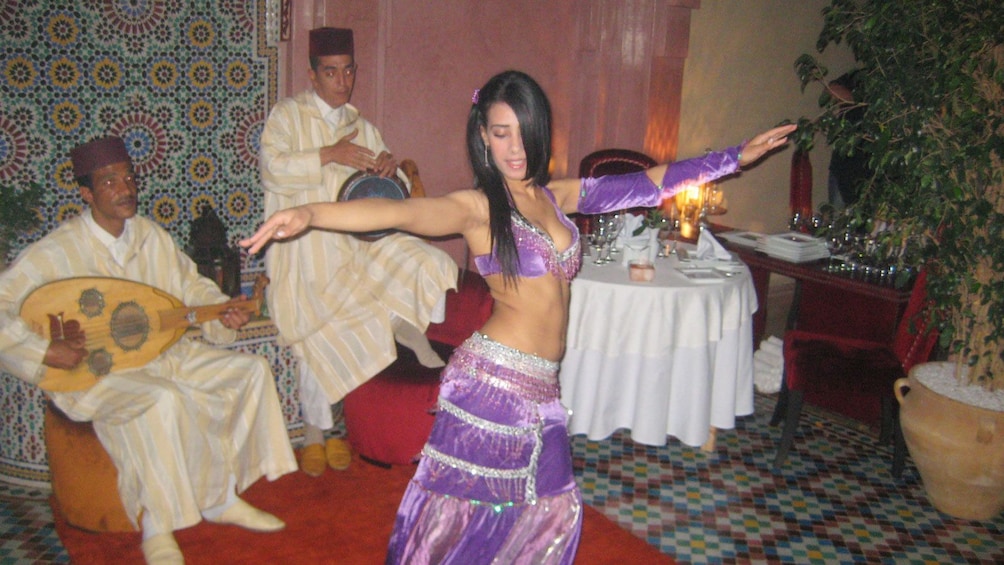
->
[399, 159, 425, 198]
[770, 270, 938, 476]
[578, 148, 657, 178]
[576, 149, 658, 233]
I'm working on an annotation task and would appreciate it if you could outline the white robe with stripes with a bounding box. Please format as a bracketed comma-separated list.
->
[260, 92, 458, 409]
[0, 214, 297, 533]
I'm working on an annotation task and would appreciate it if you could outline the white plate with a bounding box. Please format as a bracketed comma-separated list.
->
[718, 231, 763, 247]
[714, 264, 746, 275]
[678, 258, 741, 269]
[677, 268, 725, 283]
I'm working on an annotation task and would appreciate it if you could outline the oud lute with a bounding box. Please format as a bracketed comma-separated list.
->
[21, 275, 267, 393]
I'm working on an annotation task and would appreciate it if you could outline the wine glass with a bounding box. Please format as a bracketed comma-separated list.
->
[590, 215, 611, 265]
[606, 212, 625, 255]
[656, 206, 677, 257]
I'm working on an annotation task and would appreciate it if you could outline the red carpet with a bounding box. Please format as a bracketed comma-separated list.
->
[54, 453, 671, 564]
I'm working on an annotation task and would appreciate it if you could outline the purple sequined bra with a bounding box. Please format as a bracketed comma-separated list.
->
[474, 187, 582, 282]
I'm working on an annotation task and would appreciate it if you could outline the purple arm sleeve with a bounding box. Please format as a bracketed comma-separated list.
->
[577, 171, 660, 214]
[658, 144, 743, 199]
[576, 144, 743, 215]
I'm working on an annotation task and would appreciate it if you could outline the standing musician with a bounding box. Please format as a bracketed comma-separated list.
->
[0, 136, 297, 565]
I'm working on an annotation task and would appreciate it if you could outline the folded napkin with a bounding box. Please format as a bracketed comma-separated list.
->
[753, 335, 784, 394]
[616, 214, 645, 246]
[620, 228, 658, 266]
[695, 230, 733, 261]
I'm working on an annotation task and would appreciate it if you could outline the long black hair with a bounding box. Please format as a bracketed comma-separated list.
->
[465, 70, 552, 286]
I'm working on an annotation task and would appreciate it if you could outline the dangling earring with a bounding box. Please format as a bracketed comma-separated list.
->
[484, 145, 490, 167]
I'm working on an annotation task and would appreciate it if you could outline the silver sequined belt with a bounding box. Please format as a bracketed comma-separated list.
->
[455, 332, 560, 403]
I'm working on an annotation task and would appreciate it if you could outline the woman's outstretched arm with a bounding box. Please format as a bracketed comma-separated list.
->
[550, 123, 798, 214]
[240, 190, 483, 254]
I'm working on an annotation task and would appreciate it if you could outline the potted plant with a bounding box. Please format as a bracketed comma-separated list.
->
[795, 0, 1004, 520]
[1, 182, 44, 268]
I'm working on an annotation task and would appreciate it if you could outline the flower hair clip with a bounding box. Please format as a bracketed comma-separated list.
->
[471, 89, 480, 104]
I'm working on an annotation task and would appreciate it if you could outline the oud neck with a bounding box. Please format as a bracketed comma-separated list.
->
[158, 297, 261, 331]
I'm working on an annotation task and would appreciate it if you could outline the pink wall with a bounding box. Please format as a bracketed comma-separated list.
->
[276, 0, 698, 263]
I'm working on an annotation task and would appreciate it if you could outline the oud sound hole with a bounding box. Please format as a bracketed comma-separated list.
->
[110, 301, 149, 351]
[78, 288, 105, 318]
[87, 348, 113, 376]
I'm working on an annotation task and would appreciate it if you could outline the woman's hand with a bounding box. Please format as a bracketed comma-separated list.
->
[739, 123, 798, 167]
[239, 206, 313, 254]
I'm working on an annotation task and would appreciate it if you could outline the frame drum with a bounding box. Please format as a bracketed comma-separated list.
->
[337, 171, 409, 240]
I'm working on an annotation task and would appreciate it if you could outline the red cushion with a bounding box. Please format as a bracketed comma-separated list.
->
[425, 271, 493, 348]
[343, 364, 441, 465]
[344, 272, 493, 465]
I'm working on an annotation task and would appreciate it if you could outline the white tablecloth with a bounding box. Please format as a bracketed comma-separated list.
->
[560, 244, 757, 447]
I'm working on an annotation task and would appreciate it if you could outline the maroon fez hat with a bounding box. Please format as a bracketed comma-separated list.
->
[309, 27, 354, 57]
[70, 136, 131, 178]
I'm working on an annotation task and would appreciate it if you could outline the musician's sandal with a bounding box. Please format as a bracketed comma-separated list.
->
[325, 437, 352, 471]
[299, 442, 327, 477]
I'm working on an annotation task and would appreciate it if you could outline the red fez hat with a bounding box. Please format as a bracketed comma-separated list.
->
[70, 136, 131, 178]
[309, 27, 353, 57]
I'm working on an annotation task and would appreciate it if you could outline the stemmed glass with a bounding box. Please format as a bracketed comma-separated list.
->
[589, 215, 612, 265]
[606, 212, 625, 255]
[657, 205, 680, 257]
[591, 214, 627, 265]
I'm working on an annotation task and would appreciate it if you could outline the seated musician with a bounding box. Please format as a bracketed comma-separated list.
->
[259, 26, 458, 475]
[0, 136, 297, 565]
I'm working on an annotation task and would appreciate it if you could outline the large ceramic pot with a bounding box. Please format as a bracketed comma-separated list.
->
[894, 362, 1004, 520]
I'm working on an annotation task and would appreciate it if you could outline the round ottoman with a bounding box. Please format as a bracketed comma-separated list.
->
[44, 403, 136, 532]
[343, 363, 442, 466]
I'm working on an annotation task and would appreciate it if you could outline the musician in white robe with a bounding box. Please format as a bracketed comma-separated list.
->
[259, 27, 458, 476]
[0, 136, 297, 565]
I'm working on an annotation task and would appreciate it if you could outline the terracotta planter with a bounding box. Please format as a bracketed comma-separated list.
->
[894, 362, 1004, 520]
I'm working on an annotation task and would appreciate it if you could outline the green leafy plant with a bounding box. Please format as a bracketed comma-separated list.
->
[795, 0, 1004, 389]
[632, 207, 671, 236]
[0, 182, 44, 261]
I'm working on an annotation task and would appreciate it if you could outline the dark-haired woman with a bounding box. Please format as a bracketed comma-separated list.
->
[242, 70, 795, 564]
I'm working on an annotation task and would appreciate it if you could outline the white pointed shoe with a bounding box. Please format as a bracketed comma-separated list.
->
[206, 498, 285, 532]
[141, 533, 184, 565]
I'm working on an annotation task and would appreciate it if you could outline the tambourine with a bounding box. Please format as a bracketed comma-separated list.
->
[337, 171, 409, 240]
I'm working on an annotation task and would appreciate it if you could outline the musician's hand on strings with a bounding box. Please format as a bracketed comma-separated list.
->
[44, 337, 86, 370]
[219, 297, 252, 330]
[239, 207, 314, 254]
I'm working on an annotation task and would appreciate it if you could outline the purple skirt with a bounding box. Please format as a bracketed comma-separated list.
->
[385, 332, 582, 564]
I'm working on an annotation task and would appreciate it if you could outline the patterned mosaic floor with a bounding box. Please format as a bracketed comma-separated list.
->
[2, 394, 1002, 564]
[572, 394, 1004, 564]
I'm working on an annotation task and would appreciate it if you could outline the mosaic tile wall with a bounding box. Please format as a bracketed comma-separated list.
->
[0, 0, 295, 488]
[1, 0, 277, 262]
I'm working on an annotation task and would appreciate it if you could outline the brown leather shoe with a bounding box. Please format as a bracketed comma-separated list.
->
[299, 443, 326, 477]
[325, 438, 352, 471]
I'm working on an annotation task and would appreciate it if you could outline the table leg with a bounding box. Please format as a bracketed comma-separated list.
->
[701, 427, 718, 452]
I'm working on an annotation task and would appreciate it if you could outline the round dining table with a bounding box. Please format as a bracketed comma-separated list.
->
[560, 243, 757, 449]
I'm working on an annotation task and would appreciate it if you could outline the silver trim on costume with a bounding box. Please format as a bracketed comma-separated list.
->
[438, 398, 534, 436]
[465, 332, 559, 376]
[422, 445, 530, 481]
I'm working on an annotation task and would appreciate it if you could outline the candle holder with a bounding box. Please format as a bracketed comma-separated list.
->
[675, 181, 727, 240]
